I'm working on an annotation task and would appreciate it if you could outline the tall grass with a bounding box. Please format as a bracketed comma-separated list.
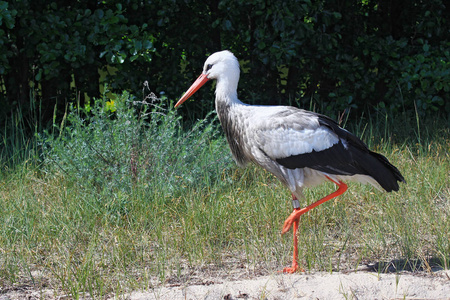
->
[0, 91, 448, 298]
[0, 104, 39, 174]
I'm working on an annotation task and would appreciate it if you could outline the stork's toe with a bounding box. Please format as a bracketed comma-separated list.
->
[281, 209, 303, 234]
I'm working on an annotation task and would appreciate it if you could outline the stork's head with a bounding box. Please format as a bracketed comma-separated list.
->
[202, 50, 240, 81]
[175, 50, 240, 108]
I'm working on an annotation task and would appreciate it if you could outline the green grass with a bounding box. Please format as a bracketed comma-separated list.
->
[0, 91, 449, 298]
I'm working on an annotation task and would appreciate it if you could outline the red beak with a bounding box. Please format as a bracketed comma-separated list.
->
[175, 73, 210, 108]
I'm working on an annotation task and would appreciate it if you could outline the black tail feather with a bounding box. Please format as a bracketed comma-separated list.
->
[317, 114, 405, 192]
[351, 147, 405, 192]
[366, 150, 405, 191]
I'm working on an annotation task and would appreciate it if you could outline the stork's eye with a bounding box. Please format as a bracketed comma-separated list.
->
[206, 64, 213, 71]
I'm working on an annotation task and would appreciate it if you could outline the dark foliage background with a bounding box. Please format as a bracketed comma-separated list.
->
[1, 0, 449, 125]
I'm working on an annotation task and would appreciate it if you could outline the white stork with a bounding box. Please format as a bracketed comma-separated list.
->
[175, 50, 405, 273]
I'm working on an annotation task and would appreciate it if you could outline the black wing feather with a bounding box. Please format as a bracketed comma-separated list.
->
[276, 114, 405, 192]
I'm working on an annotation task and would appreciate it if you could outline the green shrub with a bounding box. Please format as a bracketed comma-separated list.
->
[39, 91, 233, 198]
[3, 1, 449, 125]
[392, 41, 450, 115]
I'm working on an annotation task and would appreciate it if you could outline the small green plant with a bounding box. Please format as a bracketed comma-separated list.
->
[40, 90, 233, 201]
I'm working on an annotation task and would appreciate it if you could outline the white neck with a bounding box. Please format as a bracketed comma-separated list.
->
[215, 76, 243, 106]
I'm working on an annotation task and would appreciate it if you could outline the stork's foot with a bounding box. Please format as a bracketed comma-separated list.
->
[281, 208, 305, 235]
[281, 261, 304, 273]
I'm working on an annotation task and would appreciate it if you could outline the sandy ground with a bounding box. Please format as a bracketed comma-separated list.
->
[1, 270, 449, 299]
[128, 270, 450, 300]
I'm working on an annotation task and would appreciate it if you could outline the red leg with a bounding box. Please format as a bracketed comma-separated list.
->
[281, 195, 301, 273]
[281, 176, 348, 273]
